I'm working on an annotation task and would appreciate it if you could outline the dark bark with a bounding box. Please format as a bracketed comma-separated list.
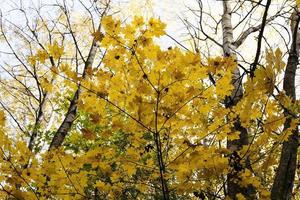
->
[271, 9, 300, 199]
[250, 0, 272, 77]
[154, 91, 169, 200]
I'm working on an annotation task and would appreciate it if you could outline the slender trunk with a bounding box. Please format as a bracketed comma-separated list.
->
[49, 25, 100, 150]
[271, 9, 300, 200]
[28, 93, 47, 152]
[154, 132, 169, 200]
[221, 1, 254, 199]
[154, 92, 169, 200]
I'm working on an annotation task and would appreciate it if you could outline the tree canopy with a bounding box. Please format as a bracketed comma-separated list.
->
[0, 0, 299, 199]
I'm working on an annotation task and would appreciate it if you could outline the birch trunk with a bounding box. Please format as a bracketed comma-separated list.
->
[221, 1, 254, 199]
[271, 9, 300, 200]
[49, 26, 100, 150]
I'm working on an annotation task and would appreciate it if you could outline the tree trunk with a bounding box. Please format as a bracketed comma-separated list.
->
[28, 90, 48, 152]
[49, 26, 101, 150]
[221, 1, 254, 199]
[271, 9, 300, 200]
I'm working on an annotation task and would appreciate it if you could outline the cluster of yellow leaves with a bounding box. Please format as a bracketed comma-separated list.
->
[1, 15, 299, 200]
[240, 169, 270, 199]
[27, 41, 64, 67]
[28, 49, 49, 66]
[47, 41, 64, 60]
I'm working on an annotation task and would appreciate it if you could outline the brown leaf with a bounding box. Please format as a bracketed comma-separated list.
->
[81, 128, 96, 140]
[90, 113, 100, 123]
[92, 30, 104, 42]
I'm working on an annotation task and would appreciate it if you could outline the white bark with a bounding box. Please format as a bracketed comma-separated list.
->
[222, 1, 253, 199]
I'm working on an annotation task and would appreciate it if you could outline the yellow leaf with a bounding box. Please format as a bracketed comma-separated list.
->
[0, 110, 5, 127]
[216, 73, 234, 98]
[96, 181, 109, 192]
[41, 77, 53, 92]
[48, 41, 64, 60]
[147, 17, 166, 37]
[236, 193, 246, 200]
[28, 56, 37, 66]
[123, 163, 136, 176]
[228, 131, 240, 141]
[36, 49, 49, 64]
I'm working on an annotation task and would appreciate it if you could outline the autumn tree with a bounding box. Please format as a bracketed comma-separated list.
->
[0, 0, 299, 199]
